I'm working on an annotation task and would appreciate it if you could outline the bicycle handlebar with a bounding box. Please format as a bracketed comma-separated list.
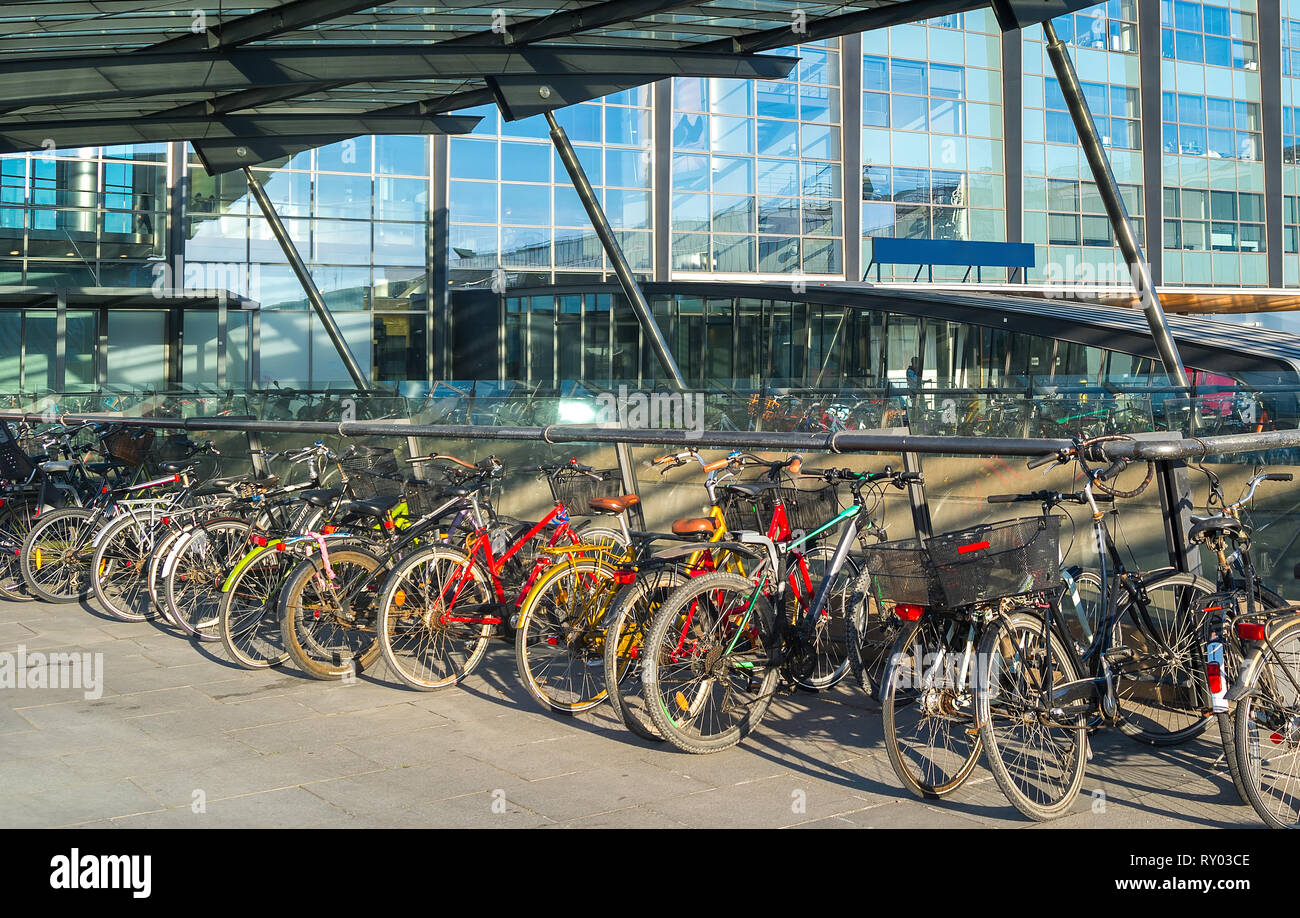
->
[987, 490, 1115, 505]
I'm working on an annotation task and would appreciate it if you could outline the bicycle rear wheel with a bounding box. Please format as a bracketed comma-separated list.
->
[23, 507, 98, 603]
[789, 546, 857, 691]
[604, 567, 688, 741]
[880, 613, 983, 798]
[0, 496, 37, 599]
[844, 570, 899, 699]
[279, 548, 383, 680]
[218, 547, 293, 669]
[515, 557, 621, 713]
[1233, 615, 1300, 828]
[976, 609, 1088, 821]
[165, 519, 252, 640]
[640, 571, 779, 754]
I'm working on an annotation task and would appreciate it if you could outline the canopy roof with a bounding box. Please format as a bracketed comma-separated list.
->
[0, 0, 1096, 170]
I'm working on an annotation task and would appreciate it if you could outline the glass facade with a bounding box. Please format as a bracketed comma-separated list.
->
[861, 13, 1005, 280]
[671, 40, 843, 276]
[1284, 0, 1300, 283]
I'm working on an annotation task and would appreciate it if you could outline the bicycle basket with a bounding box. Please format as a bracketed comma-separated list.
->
[859, 537, 944, 607]
[547, 467, 622, 513]
[101, 425, 155, 466]
[339, 444, 399, 478]
[719, 483, 840, 540]
[0, 422, 36, 482]
[344, 469, 404, 502]
[926, 516, 1061, 608]
[399, 478, 444, 517]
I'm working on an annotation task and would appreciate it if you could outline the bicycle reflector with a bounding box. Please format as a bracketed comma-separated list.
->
[614, 570, 636, 585]
[392, 590, 406, 607]
[322, 525, 336, 535]
[1236, 621, 1267, 642]
[894, 603, 924, 621]
[1206, 662, 1223, 694]
[957, 539, 990, 554]
[250, 535, 268, 546]
[274, 541, 287, 552]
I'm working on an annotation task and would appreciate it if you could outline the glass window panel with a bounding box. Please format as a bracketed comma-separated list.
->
[1176, 29, 1204, 61]
[863, 92, 889, 127]
[1204, 34, 1232, 67]
[892, 94, 928, 132]
[450, 181, 496, 224]
[892, 59, 927, 95]
[499, 183, 550, 225]
[711, 156, 754, 195]
[712, 195, 754, 234]
[672, 193, 710, 232]
[554, 104, 602, 144]
[757, 118, 798, 157]
[605, 149, 650, 188]
[672, 112, 708, 150]
[501, 142, 549, 183]
[604, 189, 650, 230]
[709, 79, 752, 117]
[758, 159, 798, 197]
[672, 153, 709, 191]
[605, 107, 649, 146]
[758, 197, 800, 235]
[863, 56, 889, 92]
[862, 165, 891, 201]
[318, 138, 370, 173]
[375, 136, 426, 176]
[375, 177, 426, 222]
[711, 115, 753, 154]
[315, 173, 372, 219]
[756, 80, 797, 120]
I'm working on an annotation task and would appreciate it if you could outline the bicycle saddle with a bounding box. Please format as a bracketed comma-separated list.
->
[1188, 514, 1248, 541]
[302, 488, 342, 508]
[724, 482, 783, 498]
[672, 517, 717, 536]
[38, 459, 76, 473]
[337, 495, 401, 520]
[158, 460, 194, 475]
[588, 494, 640, 515]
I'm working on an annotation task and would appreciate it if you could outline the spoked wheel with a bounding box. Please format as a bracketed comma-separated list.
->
[22, 507, 98, 603]
[880, 614, 983, 798]
[279, 547, 383, 680]
[376, 545, 495, 690]
[975, 609, 1088, 821]
[788, 546, 858, 691]
[1111, 570, 1216, 745]
[0, 496, 38, 599]
[165, 519, 252, 640]
[1234, 616, 1300, 829]
[148, 526, 191, 623]
[844, 571, 900, 699]
[640, 572, 779, 754]
[515, 557, 621, 714]
[603, 567, 688, 741]
[91, 513, 169, 622]
[219, 547, 293, 669]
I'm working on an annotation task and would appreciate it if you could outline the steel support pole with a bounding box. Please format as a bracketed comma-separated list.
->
[242, 166, 370, 390]
[545, 111, 686, 391]
[1041, 22, 1190, 393]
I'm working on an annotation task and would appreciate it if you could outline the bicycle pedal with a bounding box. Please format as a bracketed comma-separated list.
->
[1102, 646, 1136, 666]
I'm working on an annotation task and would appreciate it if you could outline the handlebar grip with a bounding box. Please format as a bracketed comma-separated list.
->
[1266, 473, 1294, 482]
[898, 471, 923, 483]
[1027, 451, 1061, 470]
[986, 494, 1022, 503]
[703, 457, 730, 473]
[519, 465, 542, 472]
[1095, 459, 1126, 482]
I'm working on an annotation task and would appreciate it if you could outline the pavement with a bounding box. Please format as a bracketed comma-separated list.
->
[0, 593, 1263, 829]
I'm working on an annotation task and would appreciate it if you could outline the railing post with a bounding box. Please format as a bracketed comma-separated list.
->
[1155, 455, 1200, 576]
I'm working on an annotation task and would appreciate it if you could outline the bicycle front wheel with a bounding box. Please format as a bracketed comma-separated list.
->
[23, 507, 99, 603]
[880, 614, 983, 798]
[165, 519, 252, 640]
[218, 547, 293, 669]
[603, 567, 688, 741]
[1112, 570, 1216, 745]
[789, 546, 857, 691]
[91, 513, 165, 622]
[279, 548, 383, 680]
[640, 571, 779, 754]
[1234, 615, 1300, 828]
[976, 609, 1088, 821]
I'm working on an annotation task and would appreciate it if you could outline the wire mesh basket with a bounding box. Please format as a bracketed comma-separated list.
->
[926, 516, 1061, 608]
[344, 470, 404, 502]
[339, 444, 399, 478]
[399, 479, 445, 517]
[547, 467, 623, 513]
[100, 425, 155, 466]
[720, 483, 840, 538]
[859, 537, 944, 607]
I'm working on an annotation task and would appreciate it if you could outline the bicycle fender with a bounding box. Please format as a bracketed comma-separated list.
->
[220, 543, 276, 591]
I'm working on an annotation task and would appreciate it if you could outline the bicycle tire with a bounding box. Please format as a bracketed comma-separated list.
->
[844, 568, 899, 699]
[279, 547, 384, 680]
[148, 525, 190, 622]
[165, 518, 253, 640]
[1112, 569, 1216, 745]
[879, 614, 983, 798]
[789, 546, 858, 691]
[22, 507, 99, 603]
[976, 608, 1088, 821]
[0, 497, 37, 600]
[640, 571, 780, 754]
[1233, 614, 1300, 828]
[218, 547, 293, 669]
[376, 545, 495, 690]
[515, 556, 621, 714]
[91, 512, 167, 622]
[603, 568, 688, 742]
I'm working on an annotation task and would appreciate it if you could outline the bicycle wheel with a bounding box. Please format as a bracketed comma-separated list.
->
[22, 507, 98, 603]
[376, 545, 494, 690]
[218, 547, 293, 669]
[844, 569, 899, 699]
[880, 613, 983, 798]
[789, 546, 858, 691]
[515, 556, 621, 714]
[91, 513, 167, 622]
[976, 608, 1088, 821]
[148, 524, 194, 622]
[165, 518, 252, 640]
[1112, 570, 1216, 745]
[640, 571, 780, 754]
[279, 547, 383, 680]
[0, 496, 37, 600]
[1234, 615, 1300, 828]
[603, 567, 688, 741]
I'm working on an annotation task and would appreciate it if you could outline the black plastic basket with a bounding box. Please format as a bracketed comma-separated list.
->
[0, 422, 36, 482]
[926, 516, 1061, 608]
[547, 467, 622, 514]
[860, 537, 944, 606]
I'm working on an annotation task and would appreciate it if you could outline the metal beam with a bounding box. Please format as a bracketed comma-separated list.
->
[696, 0, 986, 53]
[242, 166, 370, 391]
[0, 45, 798, 108]
[449, 0, 704, 46]
[147, 0, 384, 52]
[545, 111, 686, 390]
[1041, 22, 1191, 392]
[0, 113, 480, 154]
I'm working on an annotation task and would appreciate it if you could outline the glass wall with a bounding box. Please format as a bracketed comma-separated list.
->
[1023, 2, 1145, 285]
[447, 91, 654, 288]
[671, 39, 843, 276]
[1284, 0, 1300, 284]
[1159, 0, 1266, 285]
[860, 13, 1004, 281]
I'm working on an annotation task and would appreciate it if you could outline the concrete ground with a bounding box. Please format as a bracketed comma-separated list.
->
[0, 593, 1261, 829]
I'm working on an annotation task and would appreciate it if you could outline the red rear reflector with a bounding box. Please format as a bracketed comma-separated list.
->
[161, 517, 170, 525]
[250, 535, 268, 546]
[101, 486, 109, 494]
[1272, 732, 1284, 744]
[172, 474, 180, 483]
[274, 542, 286, 552]
[1237, 622, 1267, 642]
[614, 571, 635, 584]
[957, 540, 990, 554]
[322, 525, 336, 535]
[0, 498, 5, 507]
[1204, 605, 1223, 612]
[1207, 662, 1222, 694]
[894, 603, 924, 621]
[383, 520, 395, 530]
